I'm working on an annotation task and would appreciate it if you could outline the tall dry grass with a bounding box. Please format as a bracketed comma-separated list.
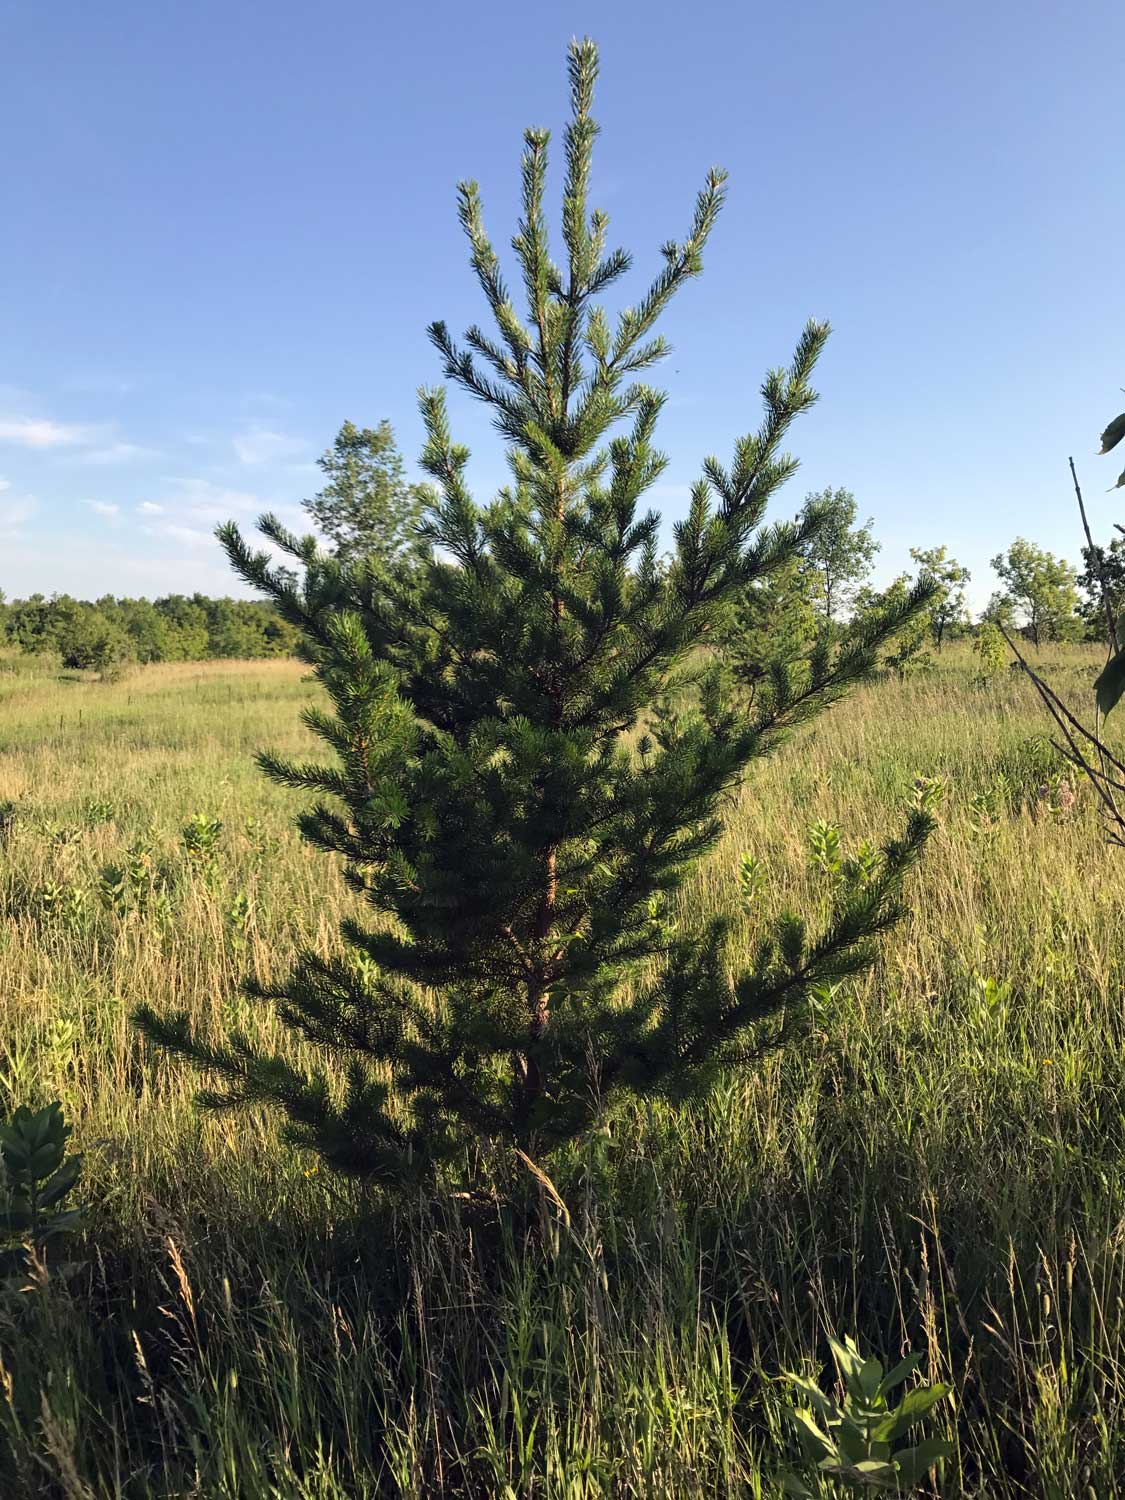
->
[0, 646, 1122, 1497]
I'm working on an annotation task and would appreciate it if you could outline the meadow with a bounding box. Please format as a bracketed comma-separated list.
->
[0, 645, 1123, 1498]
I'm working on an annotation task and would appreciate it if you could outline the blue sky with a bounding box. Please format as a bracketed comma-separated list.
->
[1, 0, 1122, 609]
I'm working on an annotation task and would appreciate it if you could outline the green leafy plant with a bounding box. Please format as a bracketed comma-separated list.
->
[910, 776, 945, 816]
[60, 883, 93, 938]
[81, 797, 116, 826]
[971, 622, 1007, 686]
[225, 888, 252, 956]
[0, 1101, 84, 1252]
[842, 838, 880, 886]
[807, 820, 843, 881]
[100, 839, 165, 919]
[182, 814, 223, 876]
[780, 1334, 952, 1495]
[739, 852, 769, 908]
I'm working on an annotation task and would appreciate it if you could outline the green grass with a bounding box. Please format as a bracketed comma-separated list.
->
[0, 646, 1123, 1497]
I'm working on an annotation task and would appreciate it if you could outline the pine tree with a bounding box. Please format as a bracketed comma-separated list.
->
[724, 554, 818, 693]
[137, 40, 936, 1186]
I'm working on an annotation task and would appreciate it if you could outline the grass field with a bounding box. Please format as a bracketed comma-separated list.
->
[1, 646, 1123, 1498]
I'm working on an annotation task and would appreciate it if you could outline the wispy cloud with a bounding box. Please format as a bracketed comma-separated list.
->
[85, 500, 120, 519]
[232, 425, 305, 466]
[80, 441, 153, 466]
[161, 476, 269, 521]
[142, 521, 214, 548]
[0, 478, 10, 493]
[0, 416, 96, 449]
[137, 500, 164, 515]
[0, 496, 38, 532]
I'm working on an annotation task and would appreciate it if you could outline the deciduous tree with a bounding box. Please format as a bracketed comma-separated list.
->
[798, 488, 879, 628]
[990, 538, 1080, 647]
[909, 545, 970, 649]
[303, 420, 432, 569]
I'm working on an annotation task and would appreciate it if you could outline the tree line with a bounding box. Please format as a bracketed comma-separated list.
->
[0, 591, 300, 672]
[5, 404, 1106, 679]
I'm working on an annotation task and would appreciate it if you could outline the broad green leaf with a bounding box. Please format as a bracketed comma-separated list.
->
[828, 1334, 865, 1399]
[893, 1436, 954, 1485]
[1095, 648, 1125, 720]
[850, 1459, 896, 1477]
[880, 1352, 923, 1393]
[790, 1407, 834, 1461]
[1113, 467, 1125, 491]
[43, 1209, 84, 1236]
[858, 1355, 884, 1400]
[837, 1418, 869, 1464]
[884, 1382, 951, 1439]
[1100, 412, 1125, 455]
[817, 1456, 897, 1490]
[782, 1374, 838, 1426]
[39, 1154, 82, 1208]
[779, 1474, 814, 1498]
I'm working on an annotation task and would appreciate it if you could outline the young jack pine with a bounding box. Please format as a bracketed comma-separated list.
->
[136, 40, 936, 1186]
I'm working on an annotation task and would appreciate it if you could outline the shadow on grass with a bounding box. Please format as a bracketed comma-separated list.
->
[1, 1111, 1122, 1498]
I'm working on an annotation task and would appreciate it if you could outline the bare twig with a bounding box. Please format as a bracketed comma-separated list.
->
[1000, 625, 1125, 843]
[1070, 456, 1119, 655]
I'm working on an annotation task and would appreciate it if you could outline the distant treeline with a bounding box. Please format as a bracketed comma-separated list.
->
[0, 593, 300, 670]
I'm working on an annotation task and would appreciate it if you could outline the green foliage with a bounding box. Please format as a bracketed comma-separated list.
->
[807, 819, 843, 880]
[726, 555, 818, 689]
[303, 419, 434, 568]
[909, 544, 970, 648]
[738, 852, 768, 907]
[990, 538, 1081, 647]
[137, 40, 933, 1189]
[972, 621, 1008, 684]
[1094, 648, 1125, 720]
[1099, 408, 1125, 489]
[1078, 535, 1125, 639]
[4, 592, 299, 665]
[779, 1335, 952, 1495]
[852, 574, 932, 678]
[181, 814, 224, 871]
[0, 1100, 83, 1251]
[798, 488, 879, 627]
[100, 840, 168, 921]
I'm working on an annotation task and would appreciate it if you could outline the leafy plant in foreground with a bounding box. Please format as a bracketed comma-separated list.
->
[137, 40, 935, 1188]
[780, 1335, 952, 1495]
[0, 1101, 83, 1253]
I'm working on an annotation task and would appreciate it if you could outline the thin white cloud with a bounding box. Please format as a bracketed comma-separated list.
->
[232, 425, 305, 466]
[0, 534, 243, 597]
[0, 496, 38, 530]
[0, 416, 95, 449]
[137, 500, 164, 515]
[162, 476, 267, 521]
[0, 478, 9, 493]
[86, 500, 120, 519]
[145, 522, 214, 547]
[81, 442, 152, 466]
